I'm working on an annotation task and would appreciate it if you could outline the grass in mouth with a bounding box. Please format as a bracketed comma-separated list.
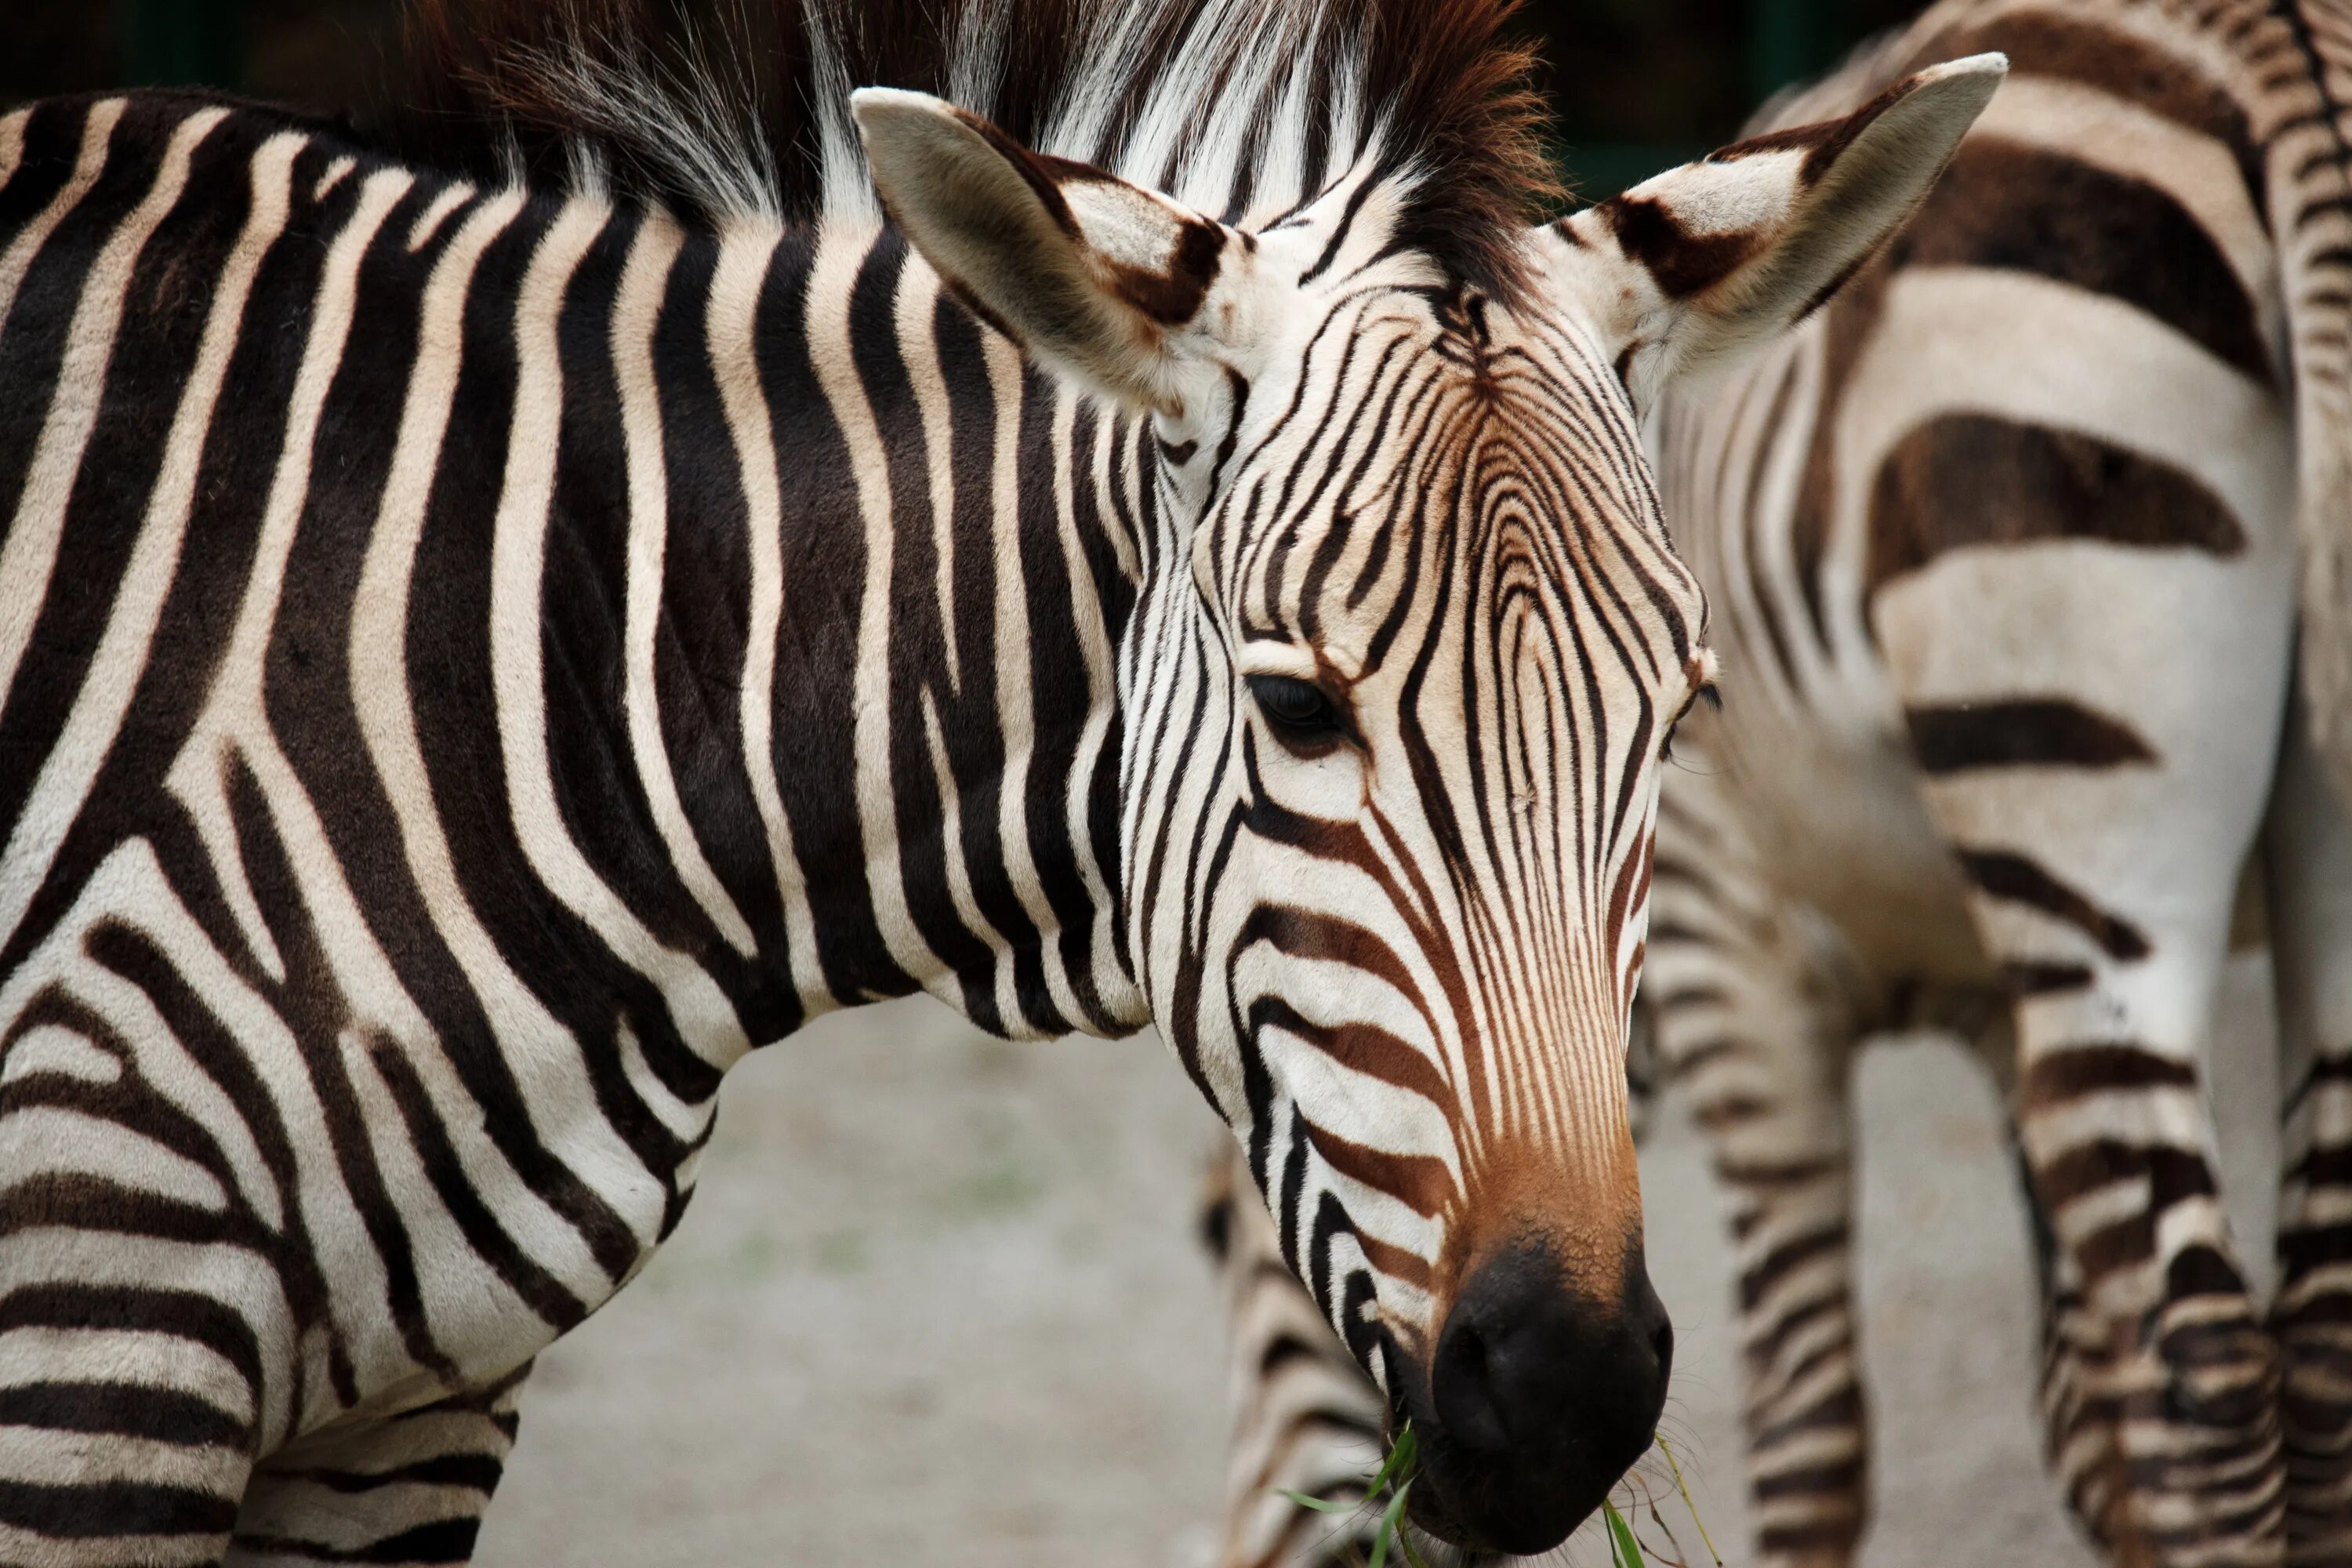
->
[1279, 1426, 1720, 1568]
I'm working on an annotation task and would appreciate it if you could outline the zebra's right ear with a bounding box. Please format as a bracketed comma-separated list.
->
[1552, 53, 2007, 413]
[852, 89, 1237, 419]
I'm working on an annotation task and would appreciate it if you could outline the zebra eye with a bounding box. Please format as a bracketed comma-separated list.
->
[1247, 674, 1341, 738]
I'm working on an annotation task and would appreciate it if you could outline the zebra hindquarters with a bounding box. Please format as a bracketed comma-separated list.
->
[1864, 293, 2296, 1558]
[2266, 685, 2352, 1566]
[1646, 742, 1875, 1568]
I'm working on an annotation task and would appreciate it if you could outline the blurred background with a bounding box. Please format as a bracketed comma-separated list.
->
[4, 0, 1926, 198]
[0, 2, 2278, 1563]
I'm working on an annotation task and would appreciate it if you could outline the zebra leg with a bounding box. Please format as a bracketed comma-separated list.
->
[1899, 700, 2284, 1559]
[1648, 753, 1871, 1568]
[1200, 1145, 1389, 1568]
[0, 1294, 260, 1567]
[2266, 696, 2352, 1563]
[226, 1366, 530, 1566]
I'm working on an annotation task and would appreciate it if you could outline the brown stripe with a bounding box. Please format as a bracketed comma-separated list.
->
[1906, 699, 2157, 773]
[2021, 1043, 2198, 1107]
[1299, 1117, 1456, 1222]
[1248, 997, 1457, 1120]
[1738, 1223, 1848, 1311]
[1885, 139, 2272, 384]
[2004, 960, 2095, 997]
[1958, 849, 2151, 961]
[2038, 1138, 2216, 1212]
[1916, 13, 2267, 216]
[1867, 416, 2245, 598]
[1599, 193, 1764, 299]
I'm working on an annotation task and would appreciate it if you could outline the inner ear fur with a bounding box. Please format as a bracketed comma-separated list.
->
[1559, 53, 2008, 402]
[851, 87, 1229, 416]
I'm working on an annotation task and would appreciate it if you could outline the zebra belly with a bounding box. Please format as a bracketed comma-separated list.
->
[1716, 703, 1994, 996]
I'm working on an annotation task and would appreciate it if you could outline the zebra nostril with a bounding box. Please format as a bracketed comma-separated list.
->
[1432, 1319, 1511, 1454]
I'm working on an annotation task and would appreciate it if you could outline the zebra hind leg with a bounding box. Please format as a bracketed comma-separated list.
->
[226, 1363, 531, 1566]
[2265, 698, 2352, 1566]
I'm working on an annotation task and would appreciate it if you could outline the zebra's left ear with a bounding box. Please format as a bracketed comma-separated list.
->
[1552, 53, 2007, 413]
[852, 88, 1237, 418]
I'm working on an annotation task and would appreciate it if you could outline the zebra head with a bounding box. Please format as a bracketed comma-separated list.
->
[856, 53, 2003, 1555]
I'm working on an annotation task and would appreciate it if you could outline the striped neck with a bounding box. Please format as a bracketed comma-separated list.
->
[635, 205, 1157, 1044]
[435, 180, 1157, 1048]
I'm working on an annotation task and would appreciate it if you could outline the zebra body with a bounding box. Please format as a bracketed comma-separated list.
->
[0, 1, 2010, 1556]
[0, 91, 1156, 1554]
[1208, 2, 2352, 1565]
[1654, 2, 2352, 1561]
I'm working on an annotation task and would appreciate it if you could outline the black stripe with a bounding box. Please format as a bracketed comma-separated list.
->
[0, 1475, 238, 1535]
[0, 1381, 245, 1446]
[1907, 700, 2157, 773]
[1959, 849, 2151, 961]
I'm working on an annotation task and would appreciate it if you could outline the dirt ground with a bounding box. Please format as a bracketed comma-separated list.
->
[474, 960, 2281, 1566]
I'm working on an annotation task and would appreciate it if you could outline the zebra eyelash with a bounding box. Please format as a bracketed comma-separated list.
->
[1662, 683, 1720, 761]
[1246, 673, 1359, 753]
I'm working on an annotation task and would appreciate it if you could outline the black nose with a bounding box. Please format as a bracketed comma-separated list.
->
[1421, 1241, 1672, 1554]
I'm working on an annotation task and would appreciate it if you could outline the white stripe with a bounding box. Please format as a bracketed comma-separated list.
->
[709, 221, 827, 1005]
[162, 164, 412, 983]
[0, 104, 212, 769]
[491, 197, 750, 1073]
[0, 110, 28, 205]
[349, 189, 670, 1271]
[0, 128, 296, 960]
[0, 1105, 229, 1213]
[805, 221, 946, 990]
[613, 212, 758, 959]
[0, 1327, 249, 1415]
[0, 99, 122, 342]
[313, 154, 355, 201]
[406, 181, 472, 252]
[0, 1023, 119, 1085]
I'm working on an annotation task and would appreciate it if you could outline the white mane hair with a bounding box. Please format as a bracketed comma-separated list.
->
[375, 0, 1557, 296]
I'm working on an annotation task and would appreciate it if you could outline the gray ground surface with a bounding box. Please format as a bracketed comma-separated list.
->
[475, 961, 2278, 1566]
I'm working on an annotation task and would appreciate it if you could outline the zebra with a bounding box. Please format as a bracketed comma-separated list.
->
[1202, 0, 2352, 1564]
[0, 0, 2009, 1558]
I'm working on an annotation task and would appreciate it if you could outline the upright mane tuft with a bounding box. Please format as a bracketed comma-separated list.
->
[365, 0, 1559, 297]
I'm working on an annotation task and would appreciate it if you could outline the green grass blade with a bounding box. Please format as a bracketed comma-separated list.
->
[1367, 1480, 1412, 1568]
[1364, 1423, 1417, 1498]
[1276, 1490, 1366, 1515]
[1603, 1498, 1646, 1568]
[1656, 1436, 1722, 1566]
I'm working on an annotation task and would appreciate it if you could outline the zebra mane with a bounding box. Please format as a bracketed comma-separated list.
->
[368, 0, 1559, 297]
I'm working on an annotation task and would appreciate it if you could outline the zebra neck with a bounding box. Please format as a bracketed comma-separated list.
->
[609, 209, 1156, 1044]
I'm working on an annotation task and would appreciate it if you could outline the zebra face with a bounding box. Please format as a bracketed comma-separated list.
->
[1146, 260, 1706, 1554]
[855, 54, 2005, 1554]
